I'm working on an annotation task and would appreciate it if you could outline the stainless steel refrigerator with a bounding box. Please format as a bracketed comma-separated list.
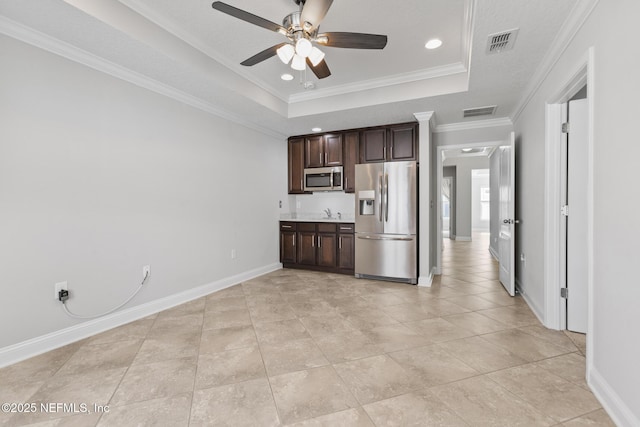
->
[355, 161, 417, 284]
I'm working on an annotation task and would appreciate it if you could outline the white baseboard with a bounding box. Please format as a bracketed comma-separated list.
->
[418, 267, 437, 287]
[0, 263, 281, 368]
[589, 366, 639, 427]
[489, 245, 499, 261]
[516, 278, 545, 326]
[453, 235, 472, 241]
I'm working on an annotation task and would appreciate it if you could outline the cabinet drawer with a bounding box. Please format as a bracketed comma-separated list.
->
[337, 223, 354, 233]
[317, 223, 337, 233]
[297, 222, 316, 232]
[280, 222, 297, 231]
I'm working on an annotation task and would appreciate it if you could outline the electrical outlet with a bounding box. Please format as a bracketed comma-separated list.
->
[142, 265, 151, 280]
[231, 249, 237, 259]
[54, 281, 68, 300]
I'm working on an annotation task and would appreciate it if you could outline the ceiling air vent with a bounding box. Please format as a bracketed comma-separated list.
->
[463, 105, 497, 118]
[486, 28, 519, 54]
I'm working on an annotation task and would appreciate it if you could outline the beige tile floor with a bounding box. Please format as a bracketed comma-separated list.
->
[0, 233, 614, 426]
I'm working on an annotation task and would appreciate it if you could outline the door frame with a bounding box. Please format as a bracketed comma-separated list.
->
[543, 48, 594, 350]
[435, 140, 501, 275]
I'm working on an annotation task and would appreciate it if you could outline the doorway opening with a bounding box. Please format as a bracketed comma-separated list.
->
[543, 48, 594, 372]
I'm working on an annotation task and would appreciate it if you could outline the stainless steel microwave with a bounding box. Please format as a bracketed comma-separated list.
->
[303, 166, 343, 192]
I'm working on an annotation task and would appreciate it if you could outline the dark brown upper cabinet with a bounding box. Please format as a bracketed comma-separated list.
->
[360, 128, 387, 163]
[305, 134, 343, 168]
[343, 131, 359, 193]
[360, 123, 418, 163]
[389, 124, 417, 161]
[288, 138, 306, 194]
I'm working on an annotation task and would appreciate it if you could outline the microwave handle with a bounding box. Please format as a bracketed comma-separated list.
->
[330, 171, 334, 189]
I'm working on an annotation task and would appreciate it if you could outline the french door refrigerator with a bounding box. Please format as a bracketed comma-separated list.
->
[355, 161, 417, 284]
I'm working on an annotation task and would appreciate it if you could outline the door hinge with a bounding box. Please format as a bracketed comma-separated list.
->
[560, 288, 568, 299]
[561, 205, 569, 216]
[562, 122, 570, 133]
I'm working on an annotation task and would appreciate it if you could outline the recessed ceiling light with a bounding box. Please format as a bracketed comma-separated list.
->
[312, 127, 322, 132]
[425, 39, 443, 49]
[280, 73, 294, 81]
[461, 148, 473, 152]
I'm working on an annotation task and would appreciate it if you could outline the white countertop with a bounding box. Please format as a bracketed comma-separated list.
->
[280, 213, 355, 223]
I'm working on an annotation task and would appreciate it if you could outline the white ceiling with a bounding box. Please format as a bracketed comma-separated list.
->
[0, 0, 577, 137]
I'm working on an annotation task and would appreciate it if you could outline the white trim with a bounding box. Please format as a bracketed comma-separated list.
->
[589, 367, 639, 427]
[0, 263, 281, 368]
[543, 49, 593, 332]
[453, 236, 472, 242]
[418, 267, 436, 288]
[434, 118, 513, 133]
[511, 0, 600, 123]
[489, 245, 499, 261]
[0, 16, 287, 141]
[289, 63, 467, 104]
[118, 0, 287, 104]
[517, 278, 545, 325]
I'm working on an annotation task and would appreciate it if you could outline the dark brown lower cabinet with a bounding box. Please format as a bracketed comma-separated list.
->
[280, 221, 354, 274]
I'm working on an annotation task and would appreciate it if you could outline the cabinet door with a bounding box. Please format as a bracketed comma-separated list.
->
[297, 231, 317, 265]
[288, 138, 305, 194]
[389, 124, 417, 161]
[280, 231, 297, 264]
[317, 233, 337, 267]
[324, 133, 343, 166]
[305, 136, 324, 168]
[338, 234, 355, 270]
[360, 128, 387, 163]
[343, 132, 358, 193]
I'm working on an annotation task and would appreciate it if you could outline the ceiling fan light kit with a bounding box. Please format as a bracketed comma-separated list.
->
[211, 0, 388, 80]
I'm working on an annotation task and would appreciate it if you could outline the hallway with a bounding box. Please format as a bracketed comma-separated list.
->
[0, 235, 613, 426]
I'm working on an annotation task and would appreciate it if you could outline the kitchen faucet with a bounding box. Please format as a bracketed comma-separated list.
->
[324, 208, 332, 218]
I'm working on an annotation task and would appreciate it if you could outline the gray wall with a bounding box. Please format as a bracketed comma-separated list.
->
[0, 35, 287, 349]
[513, 0, 640, 422]
[442, 156, 490, 240]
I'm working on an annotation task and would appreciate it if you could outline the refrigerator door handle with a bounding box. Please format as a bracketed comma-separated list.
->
[384, 173, 389, 222]
[379, 174, 384, 222]
[357, 235, 413, 242]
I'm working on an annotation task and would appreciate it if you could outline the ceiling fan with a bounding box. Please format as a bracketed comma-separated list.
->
[211, 0, 388, 79]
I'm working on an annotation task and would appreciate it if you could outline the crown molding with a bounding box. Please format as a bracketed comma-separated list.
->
[413, 112, 436, 129]
[118, 0, 288, 104]
[434, 117, 513, 133]
[510, 0, 600, 123]
[0, 16, 286, 140]
[289, 63, 467, 104]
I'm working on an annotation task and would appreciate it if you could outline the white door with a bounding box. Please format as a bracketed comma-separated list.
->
[566, 99, 589, 333]
[498, 132, 516, 296]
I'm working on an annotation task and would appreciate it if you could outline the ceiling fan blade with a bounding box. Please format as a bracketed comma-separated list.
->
[241, 43, 287, 66]
[318, 32, 388, 49]
[212, 2, 286, 34]
[307, 57, 331, 79]
[301, 0, 333, 31]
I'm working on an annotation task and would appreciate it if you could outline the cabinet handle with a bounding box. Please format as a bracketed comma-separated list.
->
[282, 225, 292, 229]
[293, 234, 295, 247]
[301, 178, 303, 190]
[318, 236, 322, 247]
[339, 236, 342, 249]
[345, 176, 348, 188]
[390, 144, 393, 159]
[312, 236, 315, 247]
[325, 152, 328, 164]
[320, 153, 322, 165]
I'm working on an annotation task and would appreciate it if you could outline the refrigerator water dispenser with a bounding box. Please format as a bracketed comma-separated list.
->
[358, 190, 376, 215]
